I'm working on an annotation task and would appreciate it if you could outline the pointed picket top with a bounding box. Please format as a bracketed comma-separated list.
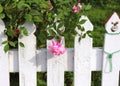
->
[75, 15, 93, 34]
[80, 15, 93, 31]
[105, 12, 120, 33]
[21, 22, 36, 35]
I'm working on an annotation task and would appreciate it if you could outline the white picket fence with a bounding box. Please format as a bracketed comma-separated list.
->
[0, 12, 120, 86]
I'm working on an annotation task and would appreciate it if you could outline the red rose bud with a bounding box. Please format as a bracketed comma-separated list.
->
[14, 29, 20, 35]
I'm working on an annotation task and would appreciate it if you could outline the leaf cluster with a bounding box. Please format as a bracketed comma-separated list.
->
[0, 0, 92, 51]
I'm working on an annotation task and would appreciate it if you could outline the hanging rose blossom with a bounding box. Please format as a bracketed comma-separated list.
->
[72, 3, 82, 13]
[48, 39, 66, 56]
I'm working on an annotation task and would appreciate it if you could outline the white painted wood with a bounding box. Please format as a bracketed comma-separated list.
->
[8, 49, 19, 72]
[18, 22, 37, 86]
[105, 12, 120, 33]
[102, 34, 120, 86]
[8, 48, 102, 72]
[0, 19, 10, 86]
[74, 16, 93, 86]
[91, 47, 103, 71]
[102, 12, 120, 86]
[47, 37, 66, 86]
[36, 49, 47, 72]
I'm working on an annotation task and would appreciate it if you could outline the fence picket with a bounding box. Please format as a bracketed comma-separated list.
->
[0, 19, 10, 86]
[18, 22, 36, 86]
[47, 37, 66, 86]
[102, 12, 120, 86]
[74, 16, 93, 86]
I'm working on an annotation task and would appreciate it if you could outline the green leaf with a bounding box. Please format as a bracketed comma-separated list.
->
[82, 33, 86, 38]
[0, 13, 5, 19]
[81, 3, 86, 10]
[81, 27, 85, 31]
[79, 19, 86, 24]
[19, 27, 25, 30]
[48, 29, 56, 36]
[23, 28, 28, 36]
[87, 31, 93, 37]
[19, 34, 23, 38]
[9, 41, 16, 47]
[77, 25, 81, 29]
[17, 1, 31, 10]
[77, 25, 85, 31]
[19, 42, 24, 47]
[85, 4, 92, 10]
[47, 36, 54, 40]
[53, 23, 56, 30]
[19, 27, 28, 36]
[30, 10, 40, 16]
[7, 29, 14, 36]
[57, 23, 63, 29]
[78, 37, 82, 42]
[33, 16, 42, 23]
[2, 40, 8, 44]
[4, 44, 9, 53]
[25, 14, 32, 22]
[0, 4, 3, 13]
[55, 36, 61, 42]
[6, 13, 12, 19]
[58, 0, 71, 5]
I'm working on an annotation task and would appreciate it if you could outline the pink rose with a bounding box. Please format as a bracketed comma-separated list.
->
[77, 3, 82, 9]
[72, 6, 79, 13]
[49, 39, 66, 56]
[72, 3, 82, 13]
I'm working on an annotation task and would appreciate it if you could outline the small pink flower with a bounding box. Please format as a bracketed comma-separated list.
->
[49, 39, 66, 56]
[72, 3, 82, 13]
[77, 3, 82, 9]
[72, 6, 79, 13]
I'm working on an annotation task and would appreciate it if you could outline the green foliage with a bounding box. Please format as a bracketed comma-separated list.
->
[2, 40, 16, 52]
[4, 44, 9, 53]
[37, 72, 47, 86]
[92, 71, 102, 86]
[1, 0, 52, 51]
[65, 72, 74, 86]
